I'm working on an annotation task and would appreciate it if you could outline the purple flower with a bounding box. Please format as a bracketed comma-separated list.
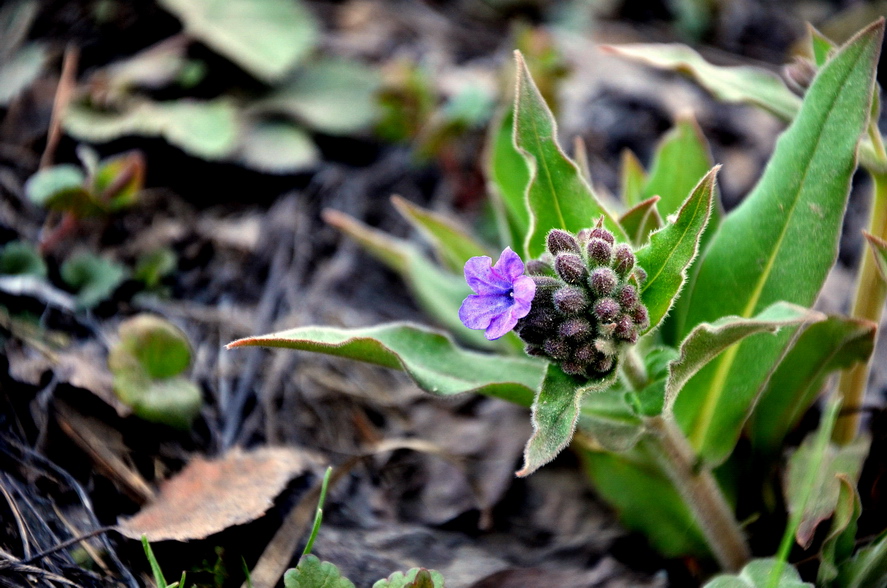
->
[459, 247, 536, 340]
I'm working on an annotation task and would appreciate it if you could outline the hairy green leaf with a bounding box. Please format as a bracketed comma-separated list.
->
[485, 108, 530, 253]
[513, 51, 624, 257]
[818, 476, 861, 585]
[578, 380, 643, 452]
[635, 167, 718, 334]
[284, 555, 354, 588]
[391, 195, 490, 273]
[372, 568, 445, 588]
[704, 559, 812, 587]
[517, 364, 616, 477]
[619, 195, 662, 247]
[619, 149, 647, 207]
[159, 0, 318, 82]
[666, 302, 822, 412]
[750, 317, 876, 453]
[602, 44, 801, 121]
[227, 322, 544, 407]
[673, 22, 883, 464]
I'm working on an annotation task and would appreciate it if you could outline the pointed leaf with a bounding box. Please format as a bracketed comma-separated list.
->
[284, 555, 355, 588]
[517, 364, 616, 477]
[619, 148, 647, 207]
[485, 108, 530, 253]
[227, 322, 543, 407]
[643, 113, 716, 219]
[635, 167, 718, 334]
[810, 25, 837, 67]
[372, 568, 445, 588]
[390, 195, 490, 273]
[818, 476, 862, 585]
[665, 302, 823, 412]
[837, 530, 887, 587]
[785, 433, 869, 548]
[512, 51, 625, 258]
[674, 21, 883, 464]
[601, 43, 801, 121]
[865, 231, 887, 284]
[619, 195, 662, 247]
[704, 559, 812, 588]
[750, 317, 876, 453]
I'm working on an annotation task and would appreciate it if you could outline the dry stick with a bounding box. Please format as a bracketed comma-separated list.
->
[40, 44, 79, 170]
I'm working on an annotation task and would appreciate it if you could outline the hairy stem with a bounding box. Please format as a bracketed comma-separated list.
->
[621, 347, 649, 391]
[644, 414, 751, 571]
[834, 168, 887, 443]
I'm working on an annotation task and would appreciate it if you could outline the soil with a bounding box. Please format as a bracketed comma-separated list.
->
[1, 1, 885, 587]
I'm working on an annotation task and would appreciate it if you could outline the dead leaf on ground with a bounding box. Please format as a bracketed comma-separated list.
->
[117, 446, 316, 541]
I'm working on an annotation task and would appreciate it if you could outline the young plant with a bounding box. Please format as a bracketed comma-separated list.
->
[230, 21, 886, 584]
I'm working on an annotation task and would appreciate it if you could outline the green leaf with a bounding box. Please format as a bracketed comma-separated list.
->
[158, 0, 318, 82]
[619, 148, 647, 207]
[0, 240, 46, 277]
[512, 51, 624, 258]
[635, 167, 718, 334]
[258, 58, 380, 135]
[0, 43, 46, 106]
[642, 113, 715, 219]
[674, 21, 883, 464]
[517, 363, 617, 477]
[64, 99, 240, 160]
[372, 568, 445, 588]
[810, 25, 837, 67]
[322, 209, 509, 350]
[703, 559, 812, 588]
[665, 302, 823, 413]
[60, 252, 128, 309]
[837, 530, 887, 587]
[112, 314, 192, 379]
[749, 317, 876, 453]
[91, 150, 145, 211]
[236, 119, 319, 173]
[227, 322, 544, 407]
[24, 164, 93, 214]
[818, 476, 862, 586]
[390, 195, 490, 273]
[114, 376, 203, 430]
[602, 43, 801, 122]
[619, 195, 662, 247]
[134, 248, 177, 289]
[580, 448, 709, 557]
[486, 108, 530, 253]
[865, 231, 887, 284]
[577, 381, 643, 452]
[785, 433, 869, 549]
[284, 555, 355, 588]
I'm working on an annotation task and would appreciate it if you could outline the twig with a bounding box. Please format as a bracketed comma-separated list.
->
[40, 44, 79, 170]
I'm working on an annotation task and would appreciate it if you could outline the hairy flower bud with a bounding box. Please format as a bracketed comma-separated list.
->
[555, 253, 587, 284]
[554, 286, 588, 315]
[615, 315, 637, 342]
[612, 244, 635, 277]
[593, 298, 620, 323]
[587, 238, 612, 267]
[543, 338, 570, 360]
[633, 266, 647, 284]
[618, 284, 638, 310]
[590, 226, 615, 245]
[547, 229, 580, 255]
[588, 267, 618, 297]
[526, 259, 554, 276]
[632, 305, 649, 331]
[559, 317, 592, 340]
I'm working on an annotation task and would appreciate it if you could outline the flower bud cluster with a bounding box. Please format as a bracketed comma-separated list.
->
[514, 225, 649, 380]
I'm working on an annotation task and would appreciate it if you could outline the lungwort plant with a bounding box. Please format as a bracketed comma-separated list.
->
[230, 20, 887, 585]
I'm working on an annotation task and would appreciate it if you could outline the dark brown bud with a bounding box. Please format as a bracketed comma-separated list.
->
[618, 284, 638, 310]
[559, 317, 592, 340]
[593, 298, 620, 323]
[547, 229, 580, 255]
[555, 253, 587, 284]
[561, 361, 585, 376]
[574, 344, 595, 363]
[554, 286, 588, 315]
[525, 344, 547, 357]
[632, 304, 650, 331]
[613, 244, 635, 277]
[633, 266, 647, 284]
[615, 315, 636, 342]
[783, 56, 817, 95]
[588, 267, 618, 297]
[595, 356, 615, 374]
[576, 228, 592, 247]
[587, 238, 612, 267]
[526, 259, 554, 276]
[590, 226, 614, 245]
[543, 338, 570, 360]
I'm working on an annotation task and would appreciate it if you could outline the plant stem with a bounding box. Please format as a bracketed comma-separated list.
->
[834, 168, 887, 443]
[622, 347, 649, 391]
[644, 414, 751, 572]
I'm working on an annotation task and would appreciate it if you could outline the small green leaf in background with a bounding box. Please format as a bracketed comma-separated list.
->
[818, 476, 861, 586]
[227, 322, 544, 408]
[665, 302, 823, 412]
[135, 248, 178, 290]
[785, 433, 869, 549]
[485, 108, 531, 253]
[24, 164, 92, 213]
[642, 113, 716, 220]
[601, 44, 801, 122]
[513, 51, 624, 258]
[391, 195, 490, 273]
[61, 252, 128, 309]
[810, 24, 837, 67]
[0, 1, 46, 107]
[619, 195, 662, 247]
[158, 0, 318, 82]
[837, 529, 887, 588]
[236, 118, 318, 174]
[517, 363, 617, 477]
[109, 314, 202, 429]
[284, 555, 354, 588]
[703, 559, 812, 588]
[750, 317, 876, 454]
[673, 21, 883, 464]
[372, 568, 445, 588]
[578, 381, 643, 452]
[619, 148, 647, 207]
[635, 167, 718, 334]
[90, 150, 145, 211]
[0, 240, 46, 277]
[865, 231, 887, 284]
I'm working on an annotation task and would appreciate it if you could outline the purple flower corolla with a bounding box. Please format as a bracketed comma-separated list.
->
[459, 247, 536, 340]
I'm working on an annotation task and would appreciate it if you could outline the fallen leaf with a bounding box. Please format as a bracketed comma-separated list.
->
[117, 446, 314, 541]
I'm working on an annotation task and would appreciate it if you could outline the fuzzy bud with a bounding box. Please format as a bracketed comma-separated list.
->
[555, 253, 588, 284]
[612, 244, 635, 277]
[561, 361, 586, 376]
[543, 338, 570, 360]
[554, 286, 588, 315]
[576, 228, 592, 246]
[588, 267, 618, 297]
[633, 266, 647, 284]
[574, 344, 595, 363]
[615, 315, 636, 342]
[618, 284, 638, 310]
[526, 259, 553, 276]
[593, 298, 621, 323]
[559, 317, 592, 340]
[590, 226, 615, 245]
[525, 344, 546, 357]
[632, 305, 649, 331]
[547, 229, 580, 255]
[587, 238, 612, 267]
[595, 356, 615, 373]
[593, 337, 617, 357]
